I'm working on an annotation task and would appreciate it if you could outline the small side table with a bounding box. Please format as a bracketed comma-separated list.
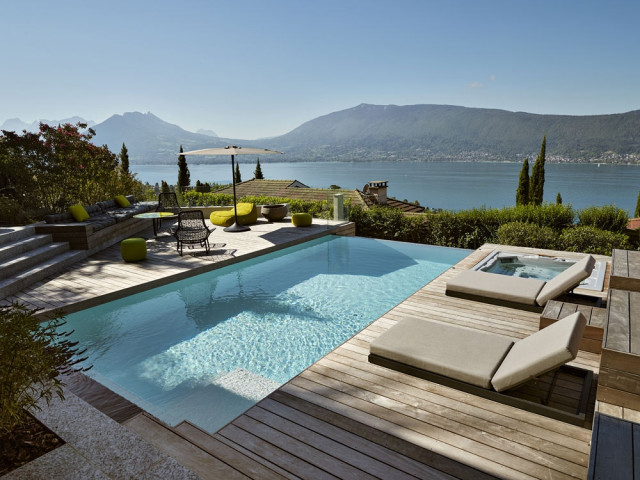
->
[133, 212, 177, 236]
[540, 300, 606, 353]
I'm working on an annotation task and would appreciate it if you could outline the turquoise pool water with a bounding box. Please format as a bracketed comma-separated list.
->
[63, 236, 469, 432]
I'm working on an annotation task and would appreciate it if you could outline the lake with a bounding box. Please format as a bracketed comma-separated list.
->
[132, 161, 640, 214]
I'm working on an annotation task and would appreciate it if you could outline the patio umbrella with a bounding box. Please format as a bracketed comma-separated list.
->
[181, 145, 283, 232]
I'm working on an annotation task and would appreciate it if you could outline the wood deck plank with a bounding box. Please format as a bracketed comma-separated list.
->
[300, 365, 586, 478]
[257, 398, 459, 480]
[605, 289, 631, 352]
[245, 406, 417, 480]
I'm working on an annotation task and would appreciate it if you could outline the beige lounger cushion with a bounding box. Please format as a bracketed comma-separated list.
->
[445, 269, 545, 306]
[370, 317, 514, 389]
[491, 312, 586, 392]
[535, 255, 596, 306]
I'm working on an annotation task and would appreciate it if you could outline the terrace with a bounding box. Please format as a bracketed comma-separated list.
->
[2, 218, 637, 479]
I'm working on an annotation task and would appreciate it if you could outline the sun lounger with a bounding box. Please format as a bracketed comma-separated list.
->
[369, 312, 592, 425]
[445, 254, 596, 312]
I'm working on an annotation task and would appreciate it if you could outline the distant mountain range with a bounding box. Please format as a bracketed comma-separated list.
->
[1, 116, 96, 132]
[3, 105, 640, 164]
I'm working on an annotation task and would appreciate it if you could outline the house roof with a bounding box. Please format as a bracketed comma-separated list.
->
[213, 179, 367, 206]
[212, 178, 426, 213]
[358, 190, 426, 213]
[627, 218, 640, 230]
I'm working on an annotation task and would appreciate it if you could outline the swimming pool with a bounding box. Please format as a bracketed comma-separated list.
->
[63, 236, 469, 433]
[472, 250, 605, 291]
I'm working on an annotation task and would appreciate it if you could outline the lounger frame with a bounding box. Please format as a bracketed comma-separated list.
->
[445, 289, 602, 313]
[368, 353, 593, 426]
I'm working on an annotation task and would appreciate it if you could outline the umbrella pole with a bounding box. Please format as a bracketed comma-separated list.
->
[224, 153, 250, 232]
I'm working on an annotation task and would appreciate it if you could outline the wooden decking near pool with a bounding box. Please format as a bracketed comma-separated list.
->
[4, 229, 623, 479]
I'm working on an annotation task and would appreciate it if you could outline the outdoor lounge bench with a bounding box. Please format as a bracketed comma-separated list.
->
[369, 312, 593, 425]
[445, 254, 596, 312]
[35, 195, 154, 252]
[597, 287, 640, 411]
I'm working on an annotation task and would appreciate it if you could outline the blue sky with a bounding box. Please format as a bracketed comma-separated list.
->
[2, 0, 638, 139]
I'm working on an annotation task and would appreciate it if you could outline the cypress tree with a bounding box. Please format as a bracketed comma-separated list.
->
[556, 192, 562, 204]
[234, 161, 242, 183]
[515, 158, 530, 205]
[529, 136, 546, 206]
[635, 189, 640, 217]
[177, 145, 190, 192]
[254, 158, 264, 179]
[161, 180, 170, 193]
[119, 142, 130, 174]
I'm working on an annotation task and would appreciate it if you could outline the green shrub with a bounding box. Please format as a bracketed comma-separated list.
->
[180, 191, 334, 218]
[578, 205, 629, 233]
[349, 205, 413, 240]
[0, 196, 29, 225]
[559, 226, 631, 255]
[0, 304, 90, 433]
[496, 222, 558, 249]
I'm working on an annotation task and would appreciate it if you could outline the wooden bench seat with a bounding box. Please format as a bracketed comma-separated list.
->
[597, 288, 640, 410]
[587, 413, 640, 479]
[540, 300, 606, 353]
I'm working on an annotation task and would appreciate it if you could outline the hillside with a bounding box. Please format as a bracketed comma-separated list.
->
[90, 112, 230, 164]
[266, 104, 640, 163]
[82, 105, 640, 164]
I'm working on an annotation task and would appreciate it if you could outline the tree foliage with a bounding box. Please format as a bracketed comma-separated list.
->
[529, 136, 546, 205]
[515, 158, 530, 205]
[177, 145, 190, 192]
[635, 189, 640, 218]
[234, 162, 242, 183]
[0, 304, 91, 433]
[254, 158, 264, 179]
[119, 142, 130, 174]
[0, 123, 145, 218]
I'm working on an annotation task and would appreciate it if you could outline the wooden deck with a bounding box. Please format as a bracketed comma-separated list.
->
[6, 236, 615, 479]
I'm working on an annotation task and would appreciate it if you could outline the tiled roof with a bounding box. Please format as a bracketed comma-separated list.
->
[358, 190, 426, 213]
[212, 178, 425, 212]
[212, 179, 366, 206]
[628, 218, 640, 230]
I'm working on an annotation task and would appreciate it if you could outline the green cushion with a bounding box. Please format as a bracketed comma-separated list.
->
[114, 195, 131, 207]
[292, 213, 312, 227]
[121, 237, 147, 262]
[69, 204, 90, 222]
[210, 203, 258, 227]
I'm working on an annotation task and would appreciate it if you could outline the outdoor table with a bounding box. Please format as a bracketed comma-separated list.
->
[133, 211, 177, 236]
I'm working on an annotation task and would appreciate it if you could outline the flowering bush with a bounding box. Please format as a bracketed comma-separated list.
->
[0, 123, 146, 217]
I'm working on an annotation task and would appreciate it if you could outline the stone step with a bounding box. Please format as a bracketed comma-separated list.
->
[0, 249, 87, 300]
[0, 233, 53, 263]
[0, 242, 72, 279]
[123, 413, 245, 480]
[0, 234, 59, 264]
[0, 224, 37, 247]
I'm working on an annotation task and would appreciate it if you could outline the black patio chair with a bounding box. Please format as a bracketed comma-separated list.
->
[173, 210, 214, 256]
[156, 192, 181, 231]
[156, 192, 181, 214]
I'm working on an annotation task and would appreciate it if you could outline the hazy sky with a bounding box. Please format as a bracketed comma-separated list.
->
[2, 0, 638, 139]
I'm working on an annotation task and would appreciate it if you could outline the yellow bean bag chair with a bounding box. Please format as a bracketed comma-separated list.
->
[210, 203, 258, 227]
